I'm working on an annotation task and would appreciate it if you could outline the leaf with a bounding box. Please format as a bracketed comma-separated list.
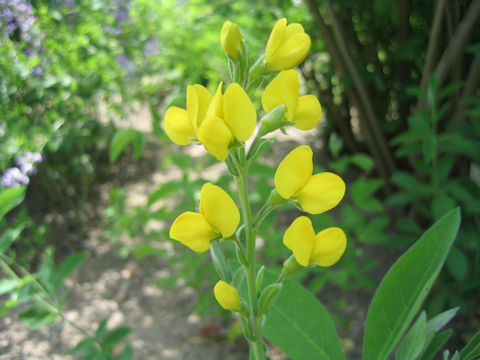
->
[460, 330, 480, 360]
[109, 129, 145, 164]
[395, 312, 427, 360]
[53, 252, 86, 291]
[0, 226, 24, 254]
[102, 327, 132, 349]
[0, 187, 26, 220]
[147, 181, 183, 207]
[350, 154, 375, 173]
[362, 208, 461, 360]
[446, 246, 469, 281]
[264, 277, 346, 360]
[19, 305, 58, 328]
[427, 307, 459, 334]
[391, 172, 432, 195]
[419, 330, 452, 360]
[0, 278, 21, 295]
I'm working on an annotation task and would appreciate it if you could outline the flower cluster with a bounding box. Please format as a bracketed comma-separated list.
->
[0, 0, 42, 57]
[1, 152, 42, 188]
[163, 18, 346, 318]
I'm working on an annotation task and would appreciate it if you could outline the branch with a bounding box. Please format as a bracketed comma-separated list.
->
[304, 0, 393, 182]
[434, 0, 480, 86]
[323, 0, 396, 175]
[420, 0, 446, 90]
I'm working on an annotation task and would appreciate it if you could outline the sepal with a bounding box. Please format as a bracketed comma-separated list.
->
[210, 241, 231, 283]
[259, 283, 283, 316]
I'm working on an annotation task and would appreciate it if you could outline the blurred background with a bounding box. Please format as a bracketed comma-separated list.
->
[0, 0, 479, 359]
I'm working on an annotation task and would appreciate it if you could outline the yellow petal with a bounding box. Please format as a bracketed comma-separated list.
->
[294, 95, 322, 130]
[214, 280, 241, 311]
[285, 23, 305, 38]
[265, 18, 287, 63]
[186, 84, 212, 132]
[206, 82, 224, 119]
[197, 115, 233, 161]
[221, 21, 242, 59]
[295, 172, 346, 214]
[199, 183, 240, 238]
[274, 145, 313, 199]
[311, 227, 347, 267]
[223, 83, 256, 142]
[283, 216, 315, 267]
[163, 106, 194, 145]
[169, 211, 217, 252]
[262, 70, 299, 122]
[267, 32, 311, 72]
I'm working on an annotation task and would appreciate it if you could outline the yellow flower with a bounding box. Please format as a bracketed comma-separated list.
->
[214, 280, 241, 311]
[169, 183, 240, 252]
[265, 18, 311, 72]
[283, 216, 346, 267]
[163, 84, 212, 145]
[262, 70, 322, 130]
[197, 82, 256, 161]
[221, 21, 242, 60]
[164, 82, 256, 161]
[274, 145, 345, 214]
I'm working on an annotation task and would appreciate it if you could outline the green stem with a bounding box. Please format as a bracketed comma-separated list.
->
[0, 255, 96, 343]
[232, 154, 266, 360]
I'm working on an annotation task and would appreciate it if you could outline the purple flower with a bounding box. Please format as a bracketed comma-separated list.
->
[1, 0, 42, 53]
[1, 167, 29, 187]
[15, 152, 42, 176]
[32, 66, 42, 76]
[144, 37, 159, 57]
[116, 54, 136, 73]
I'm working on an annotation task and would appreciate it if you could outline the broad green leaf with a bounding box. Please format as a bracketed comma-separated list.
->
[109, 129, 145, 164]
[363, 208, 461, 360]
[0, 187, 25, 220]
[264, 278, 346, 360]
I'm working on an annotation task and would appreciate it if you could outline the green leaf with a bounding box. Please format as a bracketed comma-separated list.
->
[395, 312, 427, 360]
[426, 307, 459, 334]
[446, 246, 469, 281]
[147, 181, 183, 207]
[53, 252, 86, 291]
[109, 129, 145, 164]
[19, 305, 58, 328]
[419, 330, 452, 360]
[363, 208, 461, 360]
[0, 187, 26, 220]
[460, 330, 480, 360]
[350, 154, 375, 173]
[0, 226, 24, 254]
[0, 278, 21, 295]
[391, 172, 432, 195]
[264, 278, 346, 360]
[258, 283, 282, 316]
[102, 327, 131, 349]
